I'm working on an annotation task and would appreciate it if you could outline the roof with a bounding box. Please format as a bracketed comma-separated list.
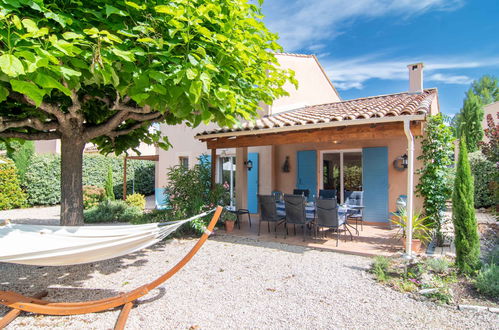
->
[198, 88, 437, 137]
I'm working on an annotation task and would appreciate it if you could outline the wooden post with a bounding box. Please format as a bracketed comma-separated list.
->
[210, 148, 216, 190]
[123, 157, 127, 200]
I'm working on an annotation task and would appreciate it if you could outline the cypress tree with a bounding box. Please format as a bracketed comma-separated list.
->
[104, 166, 115, 200]
[457, 89, 484, 152]
[452, 137, 481, 274]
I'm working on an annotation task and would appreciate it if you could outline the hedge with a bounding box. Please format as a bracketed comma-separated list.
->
[0, 158, 27, 210]
[468, 151, 496, 208]
[24, 154, 155, 206]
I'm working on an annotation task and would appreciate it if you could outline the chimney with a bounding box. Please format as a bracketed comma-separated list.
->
[407, 63, 424, 94]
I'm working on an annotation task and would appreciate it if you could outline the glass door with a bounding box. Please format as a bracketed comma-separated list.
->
[219, 156, 236, 207]
[321, 150, 362, 203]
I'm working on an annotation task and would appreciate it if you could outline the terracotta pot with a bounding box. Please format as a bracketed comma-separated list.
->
[401, 238, 422, 253]
[225, 220, 235, 233]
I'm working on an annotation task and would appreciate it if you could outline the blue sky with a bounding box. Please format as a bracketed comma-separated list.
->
[262, 0, 499, 115]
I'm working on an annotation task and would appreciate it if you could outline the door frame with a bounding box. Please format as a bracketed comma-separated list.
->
[319, 149, 362, 204]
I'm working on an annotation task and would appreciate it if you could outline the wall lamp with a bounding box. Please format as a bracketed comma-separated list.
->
[244, 160, 253, 171]
[393, 154, 408, 171]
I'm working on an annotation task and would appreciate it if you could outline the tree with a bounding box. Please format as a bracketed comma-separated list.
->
[452, 137, 481, 275]
[104, 165, 115, 200]
[471, 75, 499, 105]
[0, 0, 293, 225]
[457, 89, 484, 152]
[416, 113, 454, 246]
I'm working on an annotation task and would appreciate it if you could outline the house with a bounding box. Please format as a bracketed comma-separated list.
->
[158, 55, 440, 248]
[482, 101, 499, 143]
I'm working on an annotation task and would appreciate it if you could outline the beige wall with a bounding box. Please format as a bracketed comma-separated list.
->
[270, 55, 340, 114]
[34, 140, 60, 154]
[482, 101, 499, 143]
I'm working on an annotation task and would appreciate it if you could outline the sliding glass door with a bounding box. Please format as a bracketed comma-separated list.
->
[321, 150, 362, 203]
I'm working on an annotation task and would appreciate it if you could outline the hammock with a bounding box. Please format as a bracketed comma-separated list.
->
[0, 210, 213, 266]
[0, 206, 223, 330]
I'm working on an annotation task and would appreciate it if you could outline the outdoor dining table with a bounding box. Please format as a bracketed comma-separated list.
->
[275, 201, 349, 221]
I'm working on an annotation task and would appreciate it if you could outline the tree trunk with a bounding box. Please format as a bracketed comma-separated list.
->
[60, 137, 85, 226]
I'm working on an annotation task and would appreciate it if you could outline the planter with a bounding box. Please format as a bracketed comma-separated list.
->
[225, 220, 235, 233]
[401, 238, 422, 253]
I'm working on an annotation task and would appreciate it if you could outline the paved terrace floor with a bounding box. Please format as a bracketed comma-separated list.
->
[223, 216, 403, 257]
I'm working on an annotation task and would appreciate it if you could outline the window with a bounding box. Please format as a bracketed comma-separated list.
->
[179, 156, 189, 169]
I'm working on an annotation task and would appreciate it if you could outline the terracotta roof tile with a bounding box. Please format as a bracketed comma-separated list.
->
[199, 89, 437, 136]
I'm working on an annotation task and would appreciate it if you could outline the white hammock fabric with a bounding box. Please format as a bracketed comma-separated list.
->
[0, 210, 214, 267]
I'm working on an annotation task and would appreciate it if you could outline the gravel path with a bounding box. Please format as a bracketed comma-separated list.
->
[1, 231, 498, 329]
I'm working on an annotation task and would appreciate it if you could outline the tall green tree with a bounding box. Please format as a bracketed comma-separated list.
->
[0, 0, 293, 225]
[416, 113, 454, 246]
[452, 137, 481, 275]
[471, 75, 499, 105]
[104, 165, 115, 200]
[457, 89, 484, 152]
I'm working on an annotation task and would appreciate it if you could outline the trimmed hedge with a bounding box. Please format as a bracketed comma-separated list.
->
[24, 154, 155, 206]
[469, 151, 496, 208]
[0, 158, 27, 210]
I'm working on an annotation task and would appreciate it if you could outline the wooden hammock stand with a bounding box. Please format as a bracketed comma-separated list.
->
[0, 206, 223, 330]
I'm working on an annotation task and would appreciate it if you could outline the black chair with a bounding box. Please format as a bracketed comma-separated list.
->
[319, 189, 337, 200]
[292, 189, 310, 198]
[346, 191, 364, 232]
[315, 199, 352, 246]
[283, 194, 309, 241]
[258, 195, 285, 237]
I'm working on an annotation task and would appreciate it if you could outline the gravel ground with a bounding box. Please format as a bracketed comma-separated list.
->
[1, 232, 498, 329]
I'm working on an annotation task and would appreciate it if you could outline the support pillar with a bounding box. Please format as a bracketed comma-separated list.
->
[210, 148, 216, 190]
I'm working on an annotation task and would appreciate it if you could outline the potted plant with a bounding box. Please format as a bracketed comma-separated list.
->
[391, 208, 433, 253]
[223, 210, 238, 233]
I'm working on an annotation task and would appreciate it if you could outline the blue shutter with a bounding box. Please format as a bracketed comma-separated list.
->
[362, 147, 388, 223]
[297, 150, 317, 201]
[155, 188, 169, 209]
[247, 152, 259, 213]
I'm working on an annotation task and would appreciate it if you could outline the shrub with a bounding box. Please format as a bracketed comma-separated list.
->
[468, 151, 496, 208]
[104, 166, 115, 200]
[7, 140, 34, 184]
[126, 193, 146, 210]
[132, 208, 172, 224]
[0, 158, 27, 210]
[485, 245, 499, 265]
[25, 154, 155, 205]
[371, 256, 390, 282]
[83, 186, 105, 209]
[425, 257, 451, 274]
[452, 137, 481, 275]
[84, 200, 142, 223]
[474, 263, 499, 298]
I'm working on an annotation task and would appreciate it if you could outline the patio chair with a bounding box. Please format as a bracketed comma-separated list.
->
[271, 190, 284, 202]
[258, 195, 285, 237]
[346, 191, 364, 232]
[319, 189, 337, 200]
[315, 198, 352, 246]
[292, 189, 310, 198]
[283, 194, 309, 241]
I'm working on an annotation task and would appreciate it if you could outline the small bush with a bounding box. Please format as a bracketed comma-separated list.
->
[425, 258, 451, 274]
[474, 263, 499, 298]
[126, 193, 146, 210]
[469, 151, 496, 208]
[83, 186, 105, 209]
[0, 158, 27, 210]
[132, 208, 172, 224]
[485, 245, 499, 265]
[84, 200, 142, 223]
[7, 140, 34, 184]
[371, 256, 390, 282]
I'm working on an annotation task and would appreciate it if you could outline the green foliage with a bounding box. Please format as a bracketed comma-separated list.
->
[452, 138, 481, 275]
[24, 154, 154, 205]
[0, 157, 27, 210]
[480, 113, 499, 163]
[474, 263, 499, 298]
[0, 0, 293, 154]
[222, 210, 237, 223]
[165, 156, 229, 234]
[468, 151, 496, 208]
[391, 208, 433, 244]
[83, 185, 105, 209]
[126, 193, 146, 210]
[104, 165, 115, 200]
[343, 165, 362, 191]
[425, 257, 451, 274]
[416, 114, 454, 244]
[6, 140, 34, 183]
[457, 89, 484, 152]
[371, 256, 391, 282]
[84, 199, 142, 223]
[485, 246, 499, 266]
[471, 75, 499, 105]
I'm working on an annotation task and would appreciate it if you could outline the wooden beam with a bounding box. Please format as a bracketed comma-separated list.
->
[210, 148, 216, 190]
[125, 155, 159, 161]
[205, 122, 422, 149]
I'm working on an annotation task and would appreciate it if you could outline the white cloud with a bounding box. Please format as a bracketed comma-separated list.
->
[263, 0, 464, 51]
[321, 55, 499, 90]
